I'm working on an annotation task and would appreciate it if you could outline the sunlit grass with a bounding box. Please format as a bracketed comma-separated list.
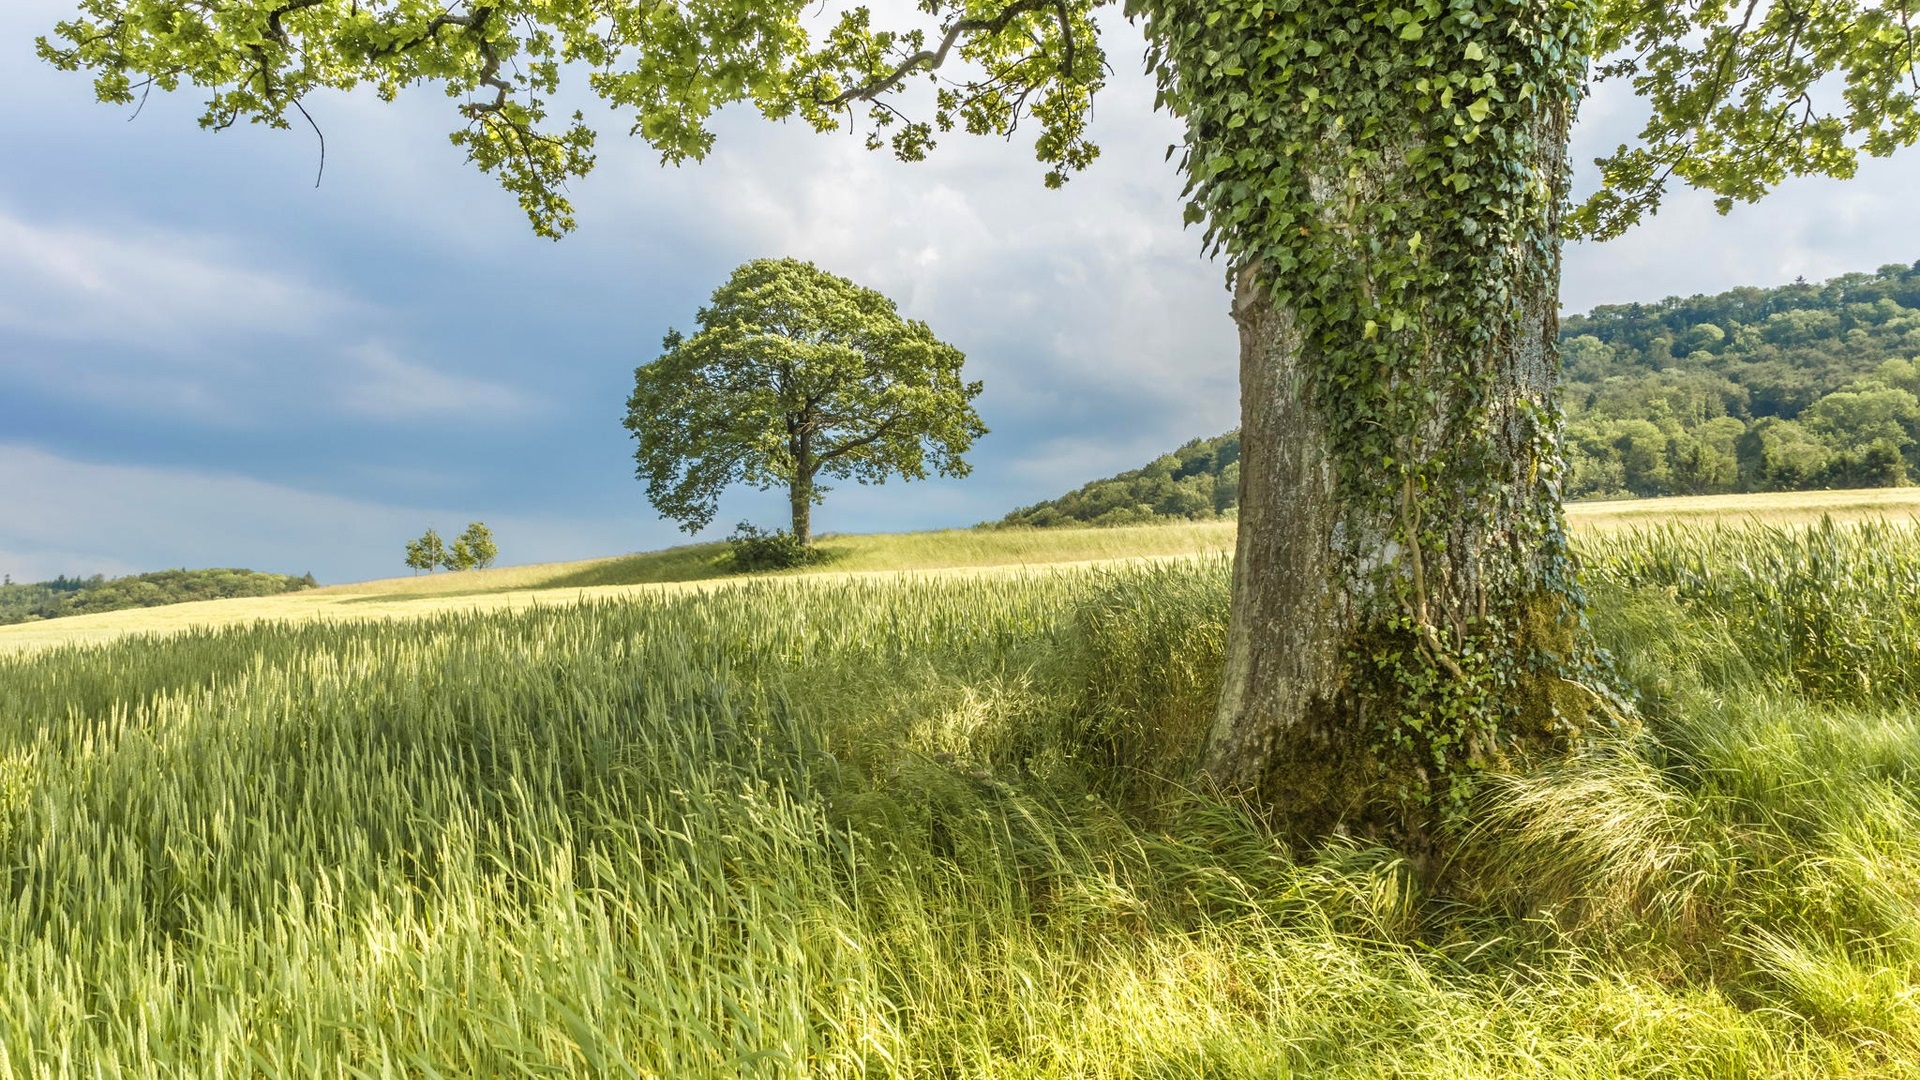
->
[15, 488, 1920, 657]
[1567, 485, 1920, 530]
[5, 520, 1920, 1074]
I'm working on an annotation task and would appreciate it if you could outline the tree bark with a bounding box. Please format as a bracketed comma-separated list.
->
[790, 476, 813, 546]
[1202, 102, 1583, 848]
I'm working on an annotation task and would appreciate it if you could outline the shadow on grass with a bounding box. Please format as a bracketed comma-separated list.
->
[333, 544, 737, 605]
[538, 541, 851, 588]
[538, 544, 735, 588]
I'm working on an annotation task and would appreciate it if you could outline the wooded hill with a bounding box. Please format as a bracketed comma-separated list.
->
[1000, 431, 1243, 528]
[1000, 260, 1920, 526]
[0, 568, 317, 626]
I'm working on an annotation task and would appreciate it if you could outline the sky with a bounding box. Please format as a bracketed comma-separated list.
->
[4, 3, 1920, 585]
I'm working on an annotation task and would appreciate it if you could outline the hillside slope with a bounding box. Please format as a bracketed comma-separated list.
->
[11, 490, 1920, 654]
[0, 567, 317, 626]
[0, 521, 1237, 654]
[999, 432, 1242, 528]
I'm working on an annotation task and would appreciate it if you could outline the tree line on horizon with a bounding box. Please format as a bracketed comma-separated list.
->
[0, 568, 317, 626]
[1001, 261, 1920, 527]
[1560, 260, 1920, 498]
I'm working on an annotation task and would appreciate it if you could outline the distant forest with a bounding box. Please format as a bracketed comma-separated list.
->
[0, 568, 317, 626]
[1000, 260, 1920, 527]
[1000, 431, 1242, 528]
[1561, 261, 1920, 497]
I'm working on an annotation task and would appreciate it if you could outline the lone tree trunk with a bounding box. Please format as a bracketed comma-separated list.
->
[1136, 0, 1611, 848]
[790, 476, 814, 546]
[789, 427, 815, 546]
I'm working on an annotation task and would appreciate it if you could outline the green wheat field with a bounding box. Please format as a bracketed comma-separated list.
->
[7, 495, 1920, 1076]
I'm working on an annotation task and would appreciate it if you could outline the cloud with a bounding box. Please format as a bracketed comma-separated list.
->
[339, 342, 531, 420]
[1561, 78, 1920, 312]
[580, 13, 1241, 467]
[0, 207, 351, 350]
[0, 443, 667, 583]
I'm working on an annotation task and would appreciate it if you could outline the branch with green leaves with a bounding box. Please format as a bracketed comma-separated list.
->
[40, 0, 1108, 237]
[1577, 0, 1920, 237]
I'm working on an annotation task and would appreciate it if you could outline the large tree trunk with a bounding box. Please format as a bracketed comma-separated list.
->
[1201, 99, 1591, 850]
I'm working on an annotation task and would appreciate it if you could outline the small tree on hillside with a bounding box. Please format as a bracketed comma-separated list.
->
[406, 528, 447, 574]
[625, 258, 986, 546]
[458, 522, 498, 569]
[403, 535, 432, 575]
[443, 539, 475, 572]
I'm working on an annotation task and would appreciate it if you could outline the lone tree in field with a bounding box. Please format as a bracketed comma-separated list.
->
[625, 258, 985, 547]
[45, 0, 1920, 844]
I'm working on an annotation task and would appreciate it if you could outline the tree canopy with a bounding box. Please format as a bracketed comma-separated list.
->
[625, 258, 984, 545]
[404, 528, 447, 574]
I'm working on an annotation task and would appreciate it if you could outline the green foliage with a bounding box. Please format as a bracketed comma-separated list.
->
[724, 522, 829, 574]
[457, 522, 498, 570]
[405, 527, 448, 574]
[1577, 0, 1920, 238]
[625, 258, 985, 541]
[39, 0, 1909, 243]
[444, 540, 476, 572]
[1563, 261, 1920, 497]
[422, 522, 499, 573]
[0, 568, 315, 626]
[999, 432, 1240, 528]
[37, 0, 1107, 237]
[5, 529, 1920, 1071]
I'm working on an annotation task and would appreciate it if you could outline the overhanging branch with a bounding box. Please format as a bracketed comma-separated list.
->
[823, 0, 1076, 107]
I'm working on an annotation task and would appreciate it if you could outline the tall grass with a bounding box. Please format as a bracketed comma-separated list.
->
[1582, 517, 1920, 704]
[3, 525, 1920, 1076]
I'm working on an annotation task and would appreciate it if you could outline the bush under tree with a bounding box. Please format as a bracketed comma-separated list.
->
[723, 523, 829, 574]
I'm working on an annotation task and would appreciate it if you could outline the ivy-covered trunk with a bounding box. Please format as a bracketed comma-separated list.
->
[1205, 189, 1578, 845]
[1135, 0, 1608, 847]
